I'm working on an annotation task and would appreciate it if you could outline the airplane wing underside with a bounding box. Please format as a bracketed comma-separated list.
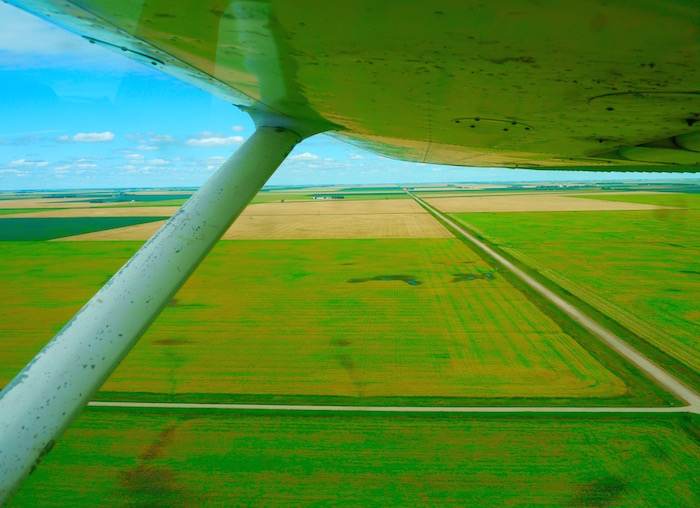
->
[8, 0, 700, 171]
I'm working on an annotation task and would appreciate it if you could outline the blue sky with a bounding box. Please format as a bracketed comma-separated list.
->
[0, 3, 696, 191]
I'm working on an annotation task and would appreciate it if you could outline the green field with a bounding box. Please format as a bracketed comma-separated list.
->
[10, 409, 700, 506]
[450, 193, 700, 381]
[3, 188, 699, 507]
[0, 217, 168, 241]
[0, 237, 661, 405]
[0, 208, 62, 216]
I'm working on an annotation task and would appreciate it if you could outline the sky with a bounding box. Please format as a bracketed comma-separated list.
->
[0, 3, 697, 191]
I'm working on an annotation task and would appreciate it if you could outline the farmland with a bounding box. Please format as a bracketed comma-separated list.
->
[0, 217, 167, 241]
[446, 192, 700, 382]
[9, 408, 700, 506]
[1, 185, 698, 505]
[54, 199, 452, 240]
[0, 237, 641, 404]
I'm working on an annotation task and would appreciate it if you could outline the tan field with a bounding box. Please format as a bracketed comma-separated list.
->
[244, 198, 426, 215]
[54, 199, 452, 240]
[426, 194, 676, 213]
[3, 206, 180, 218]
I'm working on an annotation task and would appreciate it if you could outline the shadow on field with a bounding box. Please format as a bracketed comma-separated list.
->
[451, 272, 496, 282]
[347, 275, 421, 286]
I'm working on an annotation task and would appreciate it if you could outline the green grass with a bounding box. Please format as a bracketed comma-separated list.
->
[0, 208, 64, 216]
[450, 195, 699, 381]
[10, 409, 700, 506]
[574, 191, 700, 209]
[0, 217, 168, 241]
[0, 238, 670, 405]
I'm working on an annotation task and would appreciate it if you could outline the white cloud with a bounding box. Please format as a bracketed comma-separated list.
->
[150, 134, 174, 143]
[8, 159, 49, 167]
[150, 158, 168, 165]
[58, 132, 114, 143]
[289, 152, 320, 161]
[0, 168, 29, 176]
[349, 153, 365, 160]
[135, 144, 158, 151]
[125, 153, 144, 160]
[231, 125, 245, 132]
[184, 135, 244, 147]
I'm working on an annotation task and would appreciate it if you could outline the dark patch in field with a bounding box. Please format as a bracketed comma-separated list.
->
[680, 270, 700, 275]
[573, 475, 628, 507]
[347, 274, 421, 286]
[119, 424, 200, 506]
[335, 352, 367, 397]
[451, 272, 495, 282]
[333, 339, 352, 347]
[153, 339, 192, 346]
[167, 299, 178, 307]
[338, 354, 356, 372]
[140, 425, 177, 461]
[340, 262, 356, 266]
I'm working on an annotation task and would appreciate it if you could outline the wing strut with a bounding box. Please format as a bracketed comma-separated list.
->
[0, 125, 302, 502]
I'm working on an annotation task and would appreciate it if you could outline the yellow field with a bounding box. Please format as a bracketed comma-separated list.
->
[245, 199, 426, 215]
[54, 199, 452, 240]
[97, 239, 625, 400]
[426, 194, 674, 213]
[0, 239, 629, 401]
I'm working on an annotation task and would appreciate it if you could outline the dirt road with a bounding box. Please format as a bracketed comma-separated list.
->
[408, 191, 700, 413]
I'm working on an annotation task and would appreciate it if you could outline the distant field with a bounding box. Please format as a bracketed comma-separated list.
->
[54, 199, 452, 240]
[0, 238, 635, 403]
[2, 206, 180, 218]
[0, 208, 59, 216]
[0, 217, 167, 241]
[425, 193, 671, 212]
[450, 193, 699, 379]
[11, 409, 700, 506]
[251, 192, 407, 203]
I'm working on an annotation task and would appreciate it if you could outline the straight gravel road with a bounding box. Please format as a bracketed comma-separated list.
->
[408, 190, 699, 413]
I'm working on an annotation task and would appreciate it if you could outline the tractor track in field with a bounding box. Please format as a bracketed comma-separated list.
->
[407, 190, 700, 414]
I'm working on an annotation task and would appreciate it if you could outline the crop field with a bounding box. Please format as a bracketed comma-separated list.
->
[0, 217, 168, 241]
[447, 192, 700, 381]
[2, 186, 698, 506]
[10, 409, 700, 506]
[425, 193, 671, 213]
[0, 236, 644, 404]
[0, 206, 180, 218]
[54, 199, 452, 240]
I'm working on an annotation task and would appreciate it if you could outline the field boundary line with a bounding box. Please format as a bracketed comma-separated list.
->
[87, 401, 695, 413]
[406, 190, 700, 412]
